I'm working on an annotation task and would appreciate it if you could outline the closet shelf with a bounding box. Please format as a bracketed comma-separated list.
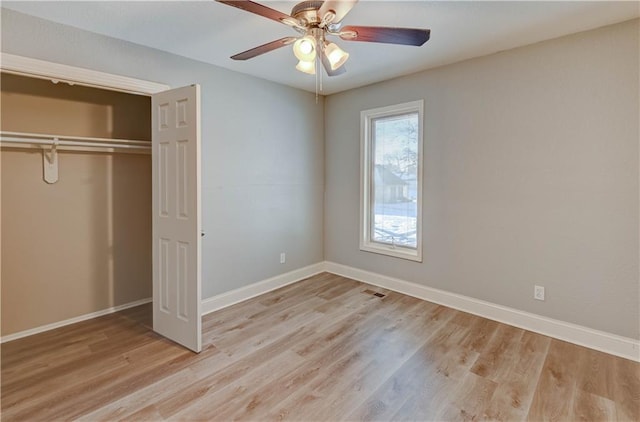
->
[0, 131, 151, 153]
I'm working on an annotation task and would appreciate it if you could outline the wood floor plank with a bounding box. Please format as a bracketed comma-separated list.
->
[436, 371, 498, 421]
[0, 340, 95, 385]
[291, 298, 390, 358]
[76, 368, 199, 421]
[10, 337, 189, 421]
[1, 327, 156, 399]
[1, 320, 114, 366]
[614, 354, 640, 421]
[266, 302, 453, 421]
[347, 311, 473, 421]
[526, 339, 583, 421]
[469, 324, 525, 381]
[480, 331, 551, 421]
[572, 390, 618, 422]
[255, 316, 396, 421]
[2, 272, 638, 422]
[387, 322, 485, 421]
[210, 296, 326, 356]
[576, 347, 617, 401]
[456, 314, 501, 354]
[201, 273, 338, 336]
[120, 405, 165, 422]
[154, 326, 315, 419]
[1, 350, 132, 414]
[167, 350, 307, 421]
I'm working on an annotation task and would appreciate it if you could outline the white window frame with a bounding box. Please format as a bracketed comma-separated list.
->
[360, 100, 424, 262]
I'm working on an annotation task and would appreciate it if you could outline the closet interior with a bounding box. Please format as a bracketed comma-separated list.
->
[1, 72, 153, 338]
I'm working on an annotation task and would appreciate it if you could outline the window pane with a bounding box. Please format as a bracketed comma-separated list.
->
[371, 112, 419, 248]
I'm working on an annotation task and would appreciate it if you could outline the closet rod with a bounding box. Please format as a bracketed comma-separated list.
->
[0, 131, 151, 155]
[0, 130, 151, 147]
[1, 137, 150, 151]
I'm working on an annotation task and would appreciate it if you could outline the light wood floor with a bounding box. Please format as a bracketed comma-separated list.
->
[2, 272, 638, 421]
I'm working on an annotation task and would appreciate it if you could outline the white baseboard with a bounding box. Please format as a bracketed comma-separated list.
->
[201, 262, 326, 315]
[0, 297, 152, 344]
[324, 261, 640, 362]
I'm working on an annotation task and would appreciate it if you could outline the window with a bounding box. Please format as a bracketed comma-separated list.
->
[360, 100, 423, 261]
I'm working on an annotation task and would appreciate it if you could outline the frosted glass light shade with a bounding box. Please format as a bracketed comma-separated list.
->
[324, 42, 349, 70]
[293, 36, 317, 62]
[296, 60, 316, 75]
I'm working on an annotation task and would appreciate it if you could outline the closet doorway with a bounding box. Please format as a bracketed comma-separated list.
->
[0, 54, 202, 352]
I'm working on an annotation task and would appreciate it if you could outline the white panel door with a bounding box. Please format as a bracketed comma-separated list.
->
[152, 84, 201, 353]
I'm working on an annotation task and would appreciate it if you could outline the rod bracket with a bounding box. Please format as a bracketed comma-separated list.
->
[43, 139, 59, 184]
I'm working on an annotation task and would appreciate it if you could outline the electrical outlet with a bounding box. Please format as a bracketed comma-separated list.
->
[534, 285, 545, 301]
[280, 252, 286, 264]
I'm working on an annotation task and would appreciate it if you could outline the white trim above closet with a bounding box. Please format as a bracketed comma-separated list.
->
[1, 53, 169, 95]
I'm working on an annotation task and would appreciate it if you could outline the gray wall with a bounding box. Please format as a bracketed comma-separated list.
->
[1, 9, 324, 300]
[324, 19, 639, 339]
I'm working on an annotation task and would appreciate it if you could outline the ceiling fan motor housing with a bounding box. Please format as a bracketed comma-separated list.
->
[291, 1, 325, 26]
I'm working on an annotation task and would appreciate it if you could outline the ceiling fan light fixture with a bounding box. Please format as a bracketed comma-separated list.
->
[293, 35, 317, 61]
[295, 59, 316, 75]
[324, 42, 349, 70]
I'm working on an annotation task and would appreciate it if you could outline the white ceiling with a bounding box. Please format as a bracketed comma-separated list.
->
[3, 1, 639, 95]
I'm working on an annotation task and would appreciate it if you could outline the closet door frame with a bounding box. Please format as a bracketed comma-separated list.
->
[1, 53, 169, 95]
[1, 53, 202, 351]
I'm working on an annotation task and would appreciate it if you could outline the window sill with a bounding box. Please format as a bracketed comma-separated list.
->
[360, 242, 423, 262]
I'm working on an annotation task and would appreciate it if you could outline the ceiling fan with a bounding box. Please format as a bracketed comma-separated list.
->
[216, 0, 431, 76]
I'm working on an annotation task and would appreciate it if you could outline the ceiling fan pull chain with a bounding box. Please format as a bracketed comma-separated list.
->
[315, 54, 319, 103]
[320, 53, 323, 93]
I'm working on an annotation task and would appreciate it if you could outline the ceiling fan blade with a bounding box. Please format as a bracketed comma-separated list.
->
[216, 0, 298, 26]
[339, 26, 430, 46]
[318, 0, 358, 25]
[320, 53, 347, 77]
[231, 37, 297, 60]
